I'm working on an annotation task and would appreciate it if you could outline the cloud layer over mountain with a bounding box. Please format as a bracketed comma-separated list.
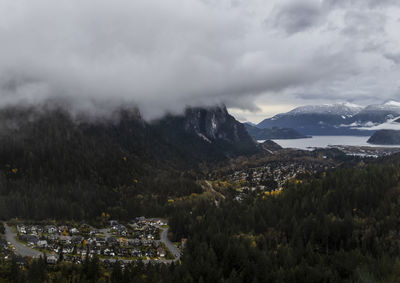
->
[0, 0, 400, 119]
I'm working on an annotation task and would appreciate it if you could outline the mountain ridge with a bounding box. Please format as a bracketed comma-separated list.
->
[257, 100, 400, 136]
[0, 103, 270, 219]
[0, 104, 262, 170]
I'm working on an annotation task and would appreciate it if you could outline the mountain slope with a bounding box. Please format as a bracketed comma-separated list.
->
[367, 130, 400, 145]
[0, 105, 259, 176]
[260, 140, 282, 151]
[0, 104, 260, 220]
[244, 124, 307, 140]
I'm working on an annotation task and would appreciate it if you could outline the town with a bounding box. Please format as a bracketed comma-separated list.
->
[0, 218, 182, 267]
[210, 158, 335, 202]
[329, 145, 400, 157]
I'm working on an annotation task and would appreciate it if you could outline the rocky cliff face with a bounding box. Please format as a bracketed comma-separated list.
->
[183, 106, 254, 144]
[153, 106, 259, 159]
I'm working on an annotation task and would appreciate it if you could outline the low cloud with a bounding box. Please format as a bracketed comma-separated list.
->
[0, 0, 399, 120]
[357, 117, 400, 131]
[384, 53, 400, 65]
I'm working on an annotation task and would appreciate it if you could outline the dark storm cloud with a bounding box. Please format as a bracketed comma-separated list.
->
[270, 1, 324, 34]
[0, 0, 399, 120]
[384, 53, 400, 65]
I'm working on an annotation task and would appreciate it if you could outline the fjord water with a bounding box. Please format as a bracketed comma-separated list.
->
[268, 136, 400, 150]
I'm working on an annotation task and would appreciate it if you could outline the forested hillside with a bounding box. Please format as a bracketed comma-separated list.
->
[368, 130, 400, 145]
[0, 105, 259, 220]
[3, 157, 400, 282]
[163, 160, 400, 282]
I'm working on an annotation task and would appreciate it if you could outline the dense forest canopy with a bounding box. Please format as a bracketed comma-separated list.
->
[2, 158, 400, 282]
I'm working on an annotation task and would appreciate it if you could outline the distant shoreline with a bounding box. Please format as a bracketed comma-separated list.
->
[268, 135, 400, 150]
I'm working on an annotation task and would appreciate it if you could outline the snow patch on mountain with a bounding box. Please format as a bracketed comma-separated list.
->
[362, 100, 400, 113]
[286, 103, 363, 116]
[384, 100, 400, 107]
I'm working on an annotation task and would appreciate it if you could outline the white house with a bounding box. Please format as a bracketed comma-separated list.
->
[47, 255, 58, 264]
[37, 240, 48, 248]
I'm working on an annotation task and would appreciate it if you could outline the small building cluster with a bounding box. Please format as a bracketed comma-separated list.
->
[0, 238, 12, 260]
[213, 160, 333, 202]
[332, 145, 400, 157]
[13, 218, 170, 264]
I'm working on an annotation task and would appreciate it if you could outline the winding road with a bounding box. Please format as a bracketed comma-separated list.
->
[4, 224, 41, 258]
[159, 226, 181, 263]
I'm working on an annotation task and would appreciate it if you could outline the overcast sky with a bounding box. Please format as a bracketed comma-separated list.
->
[0, 0, 400, 122]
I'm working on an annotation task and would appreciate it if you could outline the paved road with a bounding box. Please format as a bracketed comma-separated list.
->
[123, 221, 181, 264]
[205, 180, 225, 200]
[4, 224, 41, 258]
[159, 227, 180, 263]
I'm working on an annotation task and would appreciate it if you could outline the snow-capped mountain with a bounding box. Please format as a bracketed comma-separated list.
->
[257, 100, 400, 136]
[287, 103, 363, 117]
[364, 100, 400, 112]
[352, 100, 400, 125]
[258, 102, 367, 135]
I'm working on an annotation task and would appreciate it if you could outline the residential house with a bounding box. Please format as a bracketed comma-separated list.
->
[47, 255, 58, 264]
[157, 247, 166, 258]
[47, 226, 57, 234]
[69, 228, 79, 234]
[37, 240, 48, 248]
